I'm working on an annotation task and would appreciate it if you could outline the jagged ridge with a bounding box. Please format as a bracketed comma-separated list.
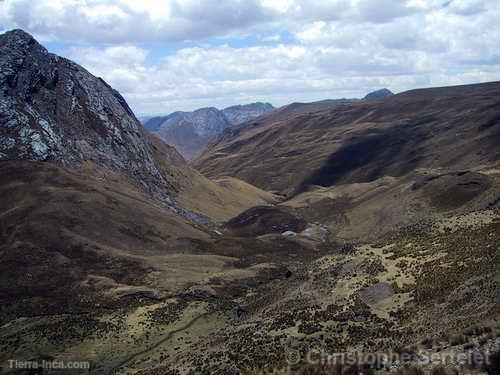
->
[0, 29, 172, 200]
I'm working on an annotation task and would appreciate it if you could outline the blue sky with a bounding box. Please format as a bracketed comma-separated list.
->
[1, 0, 499, 116]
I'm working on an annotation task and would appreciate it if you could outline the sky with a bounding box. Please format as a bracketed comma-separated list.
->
[1, 0, 499, 116]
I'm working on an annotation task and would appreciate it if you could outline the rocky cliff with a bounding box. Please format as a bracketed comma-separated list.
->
[222, 102, 274, 125]
[0, 29, 171, 199]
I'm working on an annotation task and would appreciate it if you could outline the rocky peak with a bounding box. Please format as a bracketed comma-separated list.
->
[144, 102, 275, 160]
[187, 107, 230, 137]
[364, 88, 394, 101]
[222, 102, 274, 125]
[1, 28, 47, 53]
[0, 29, 170, 200]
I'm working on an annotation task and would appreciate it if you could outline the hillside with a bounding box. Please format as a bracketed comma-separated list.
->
[194, 82, 500, 196]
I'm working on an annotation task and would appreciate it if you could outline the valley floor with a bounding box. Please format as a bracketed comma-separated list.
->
[1, 168, 500, 375]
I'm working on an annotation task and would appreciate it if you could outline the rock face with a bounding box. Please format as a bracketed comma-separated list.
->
[145, 102, 274, 160]
[162, 107, 231, 138]
[364, 88, 394, 100]
[153, 107, 231, 160]
[222, 102, 274, 125]
[0, 29, 170, 198]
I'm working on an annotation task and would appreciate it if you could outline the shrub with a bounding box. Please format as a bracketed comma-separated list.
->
[421, 337, 433, 349]
[464, 326, 492, 337]
[478, 335, 488, 346]
[431, 366, 460, 375]
[450, 334, 466, 346]
[296, 364, 374, 375]
[464, 326, 479, 337]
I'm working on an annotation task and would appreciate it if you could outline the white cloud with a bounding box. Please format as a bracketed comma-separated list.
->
[2, 0, 500, 114]
[66, 41, 447, 114]
[446, 0, 488, 15]
[0, 0, 461, 44]
[0, 0, 277, 43]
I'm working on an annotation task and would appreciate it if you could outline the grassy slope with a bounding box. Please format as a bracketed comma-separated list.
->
[148, 133, 279, 221]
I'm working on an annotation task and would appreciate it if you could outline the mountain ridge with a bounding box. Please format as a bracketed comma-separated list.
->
[143, 102, 274, 159]
[194, 81, 500, 196]
[0, 29, 175, 201]
[143, 91, 395, 161]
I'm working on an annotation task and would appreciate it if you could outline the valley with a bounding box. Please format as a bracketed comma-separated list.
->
[0, 29, 499, 375]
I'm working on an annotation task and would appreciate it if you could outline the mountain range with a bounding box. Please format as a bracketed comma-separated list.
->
[143, 92, 394, 161]
[143, 102, 274, 160]
[0, 29, 499, 375]
[195, 83, 500, 196]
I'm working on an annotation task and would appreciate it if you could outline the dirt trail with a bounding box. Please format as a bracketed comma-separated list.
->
[109, 311, 212, 374]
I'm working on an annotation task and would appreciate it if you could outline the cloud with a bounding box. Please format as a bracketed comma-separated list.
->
[445, 0, 488, 15]
[66, 40, 443, 114]
[0, 0, 461, 44]
[354, 0, 419, 23]
[0, 0, 277, 43]
[68, 45, 150, 92]
[1, 0, 500, 114]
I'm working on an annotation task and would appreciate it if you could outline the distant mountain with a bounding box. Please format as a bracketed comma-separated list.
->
[138, 115, 154, 124]
[222, 102, 274, 125]
[144, 102, 274, 160]
[155, 107, 230, 160]
[364, 88, 394, 100]
[142, 116, 166, 131]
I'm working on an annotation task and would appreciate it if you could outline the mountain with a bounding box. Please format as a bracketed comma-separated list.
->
[154, 107, 230, 160]
[137, 115, 153, 124]
[0, 29, 275, 217]
[364, 87, 394, 100]
[195, 82, 500, 196]
[0, 29, 172, 200]
[144, 102, 274, 160]
[1, 29, 499, 375]
[222, 102, 274, 125]
[0, 29, 281, 327]
[187, 84, 500, 373]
